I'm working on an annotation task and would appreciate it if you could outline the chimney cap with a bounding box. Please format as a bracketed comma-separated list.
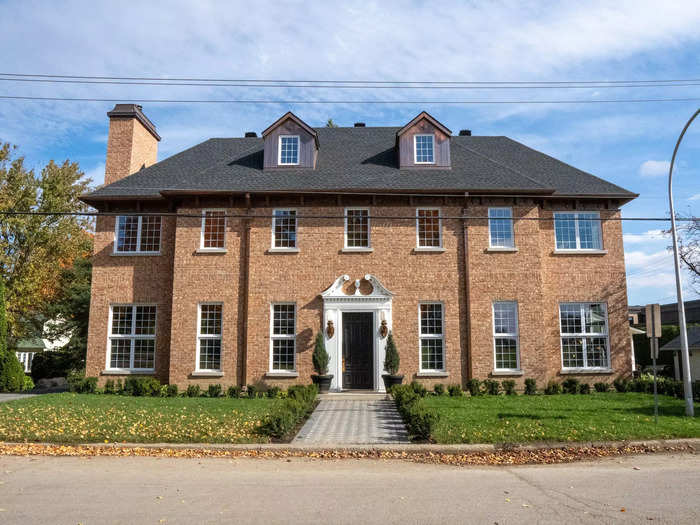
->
[354, 122, 366, 127]
[459, 129, 472, 136]
[244, 131, 257, 138]
[107, 104, 161, 141]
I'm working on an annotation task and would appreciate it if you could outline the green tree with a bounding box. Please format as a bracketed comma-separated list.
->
[325, 119, 339, 128]
[384, 331, 400, 375]
[312, 332, 330, 375]
[0, 279, 24, 392]
[0, 143, 92, 341]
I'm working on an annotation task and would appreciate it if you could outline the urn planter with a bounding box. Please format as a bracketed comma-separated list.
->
[382, 374, 404, 391]
[311, 374, 333, 393]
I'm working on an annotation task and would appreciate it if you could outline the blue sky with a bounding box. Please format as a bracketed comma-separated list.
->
[0, 0, 698, 305]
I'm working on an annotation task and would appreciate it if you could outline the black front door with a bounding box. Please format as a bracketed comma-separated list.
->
[342, 312, 373, 390]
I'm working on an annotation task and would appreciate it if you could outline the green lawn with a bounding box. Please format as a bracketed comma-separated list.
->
[0, 393, 282, 444]
[422, 393, 700, 444]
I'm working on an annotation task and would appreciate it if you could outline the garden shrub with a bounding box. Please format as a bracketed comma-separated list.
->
[594, 382, 610, 393]
[259, 384, 318, 438]
[246, 384, 257, 398]
[165, 384, 178, 397]
[390, 384, 438, 441]
[384, 332, 400, 376]
[30, 350, 80, 382]
[562, 378, 579, 394]
[410, 380, 427, 397]
[433, 383, 445, 396]
[104, 379, 116, 395]
[0, 351, 25, 393]
[115, 379, 124, 394]
[69, 375, 97, 394]
[613, 378, 630, 393]
[20, 375, 34, 391]
[447, 384, 463, 397]
[466, 378, 481, 397]
[501, 380, 516, 395]
[524, 378, 537, 395]
[482, 379, 500, 396]
[207, 384, 222, 398]
[544, 380, 562, 395]
[186, 384, 201, 398]
[227, 385, 242, 398]
[267, 386, 281, 398]
[123, 377, 161, 397]
[578, 383, 591, 394]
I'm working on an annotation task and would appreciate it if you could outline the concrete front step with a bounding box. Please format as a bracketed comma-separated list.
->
[319, 392, 389, 400]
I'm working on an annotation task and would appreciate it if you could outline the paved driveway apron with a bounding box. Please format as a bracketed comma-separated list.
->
[293, 397, 409, 445]
[0, 394, 37, 403]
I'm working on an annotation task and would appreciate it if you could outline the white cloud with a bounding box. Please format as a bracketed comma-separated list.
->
[623, 229, 668, 244]
[689, 194, 700, 201]
[625, 249, 670, 269]
[82, 162, 105, 186]
[639, 160, 670, 177]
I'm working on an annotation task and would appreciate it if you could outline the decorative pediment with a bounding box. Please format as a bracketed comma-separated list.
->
[321, 274, 394, 303]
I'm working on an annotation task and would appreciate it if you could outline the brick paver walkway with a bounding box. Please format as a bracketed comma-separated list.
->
[292, 398, 410, 445]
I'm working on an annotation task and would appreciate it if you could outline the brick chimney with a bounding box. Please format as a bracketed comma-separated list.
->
[104, 104, 161, 185]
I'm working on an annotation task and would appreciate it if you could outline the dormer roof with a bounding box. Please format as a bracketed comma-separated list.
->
[262, 111, 319, 148]
[396, 111, 452, 138]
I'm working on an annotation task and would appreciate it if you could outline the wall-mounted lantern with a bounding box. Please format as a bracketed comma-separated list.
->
[326, 320, 335, 339]
[379, 319, 388, 338]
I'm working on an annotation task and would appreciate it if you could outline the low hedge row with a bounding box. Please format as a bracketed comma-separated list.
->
[258, 384, 319, 439]
[390, 384, 439, 441]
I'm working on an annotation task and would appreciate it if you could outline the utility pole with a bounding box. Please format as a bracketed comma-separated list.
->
[668, 108, 699, 417]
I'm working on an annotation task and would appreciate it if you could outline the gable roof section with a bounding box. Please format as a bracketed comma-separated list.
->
[661, 327, 700, 351]
[396, 111, 452, 137]
[82, 126, 637, 202]
[261, 111, 319, 147]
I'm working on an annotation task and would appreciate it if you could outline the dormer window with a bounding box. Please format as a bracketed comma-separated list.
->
[414, 134, 435, 164]
[279, 135, 300, 165]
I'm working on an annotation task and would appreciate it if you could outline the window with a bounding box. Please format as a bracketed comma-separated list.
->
[416, 208, 442, 248]
[115, 215, 161, 254]
[272, 209, 297, 249]
[554, 212, 602, 251]
[271, 304, 296, 371]
[488, 208, 515, 248]
[559, 303, 610, 369]
[493, 302, 520, 371]
[108, 305, 156, 370]
[419, 302, 445, 371]
[197, 303, 222, 371]
[345, 208, 370, 249]
[278, 135, 300, 165]
[414, 134, 435, 164]
[200, 210, 226, 250]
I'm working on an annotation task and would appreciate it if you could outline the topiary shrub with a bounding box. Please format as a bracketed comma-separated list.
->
[447, 384, 463, 397]
[227, 385, 242, 398]
[246, 384, 257, 398]
[594, 382, 610, 393]
[0, 281, 24, 393]
[466, 378, 481, 397]
[123, 377, 160, 397]
[501, 380, 516, 395]
[562, 378, 579, 394]
[384, 332, 400, 376]
[207, 384, 222, 398]
[578, 383, 591, 394]
[104, 379, 116, 394]
[524, 378, 537, 395]
[410, 380, 427, 397]
[312, 332, 330, 376]
[613, 378, 630, 393]
[544, 380, 562, 395]
[433, 383, 445, 396]
[186, 384, 201, 398]
[483, 379, 500, 395]
[165, 384, 178, 397]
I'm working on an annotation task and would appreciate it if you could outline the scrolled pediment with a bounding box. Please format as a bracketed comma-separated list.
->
[321, 274, 394, 302]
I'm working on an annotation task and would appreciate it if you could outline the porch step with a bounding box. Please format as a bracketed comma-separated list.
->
[319, 392, 389, 401]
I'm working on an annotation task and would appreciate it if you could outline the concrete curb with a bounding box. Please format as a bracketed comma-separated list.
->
[4, 437, 697, 454]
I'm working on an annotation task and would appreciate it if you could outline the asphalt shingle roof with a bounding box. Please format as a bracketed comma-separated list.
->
[83, 126, 636, 201]
[661, 327, 700, 351]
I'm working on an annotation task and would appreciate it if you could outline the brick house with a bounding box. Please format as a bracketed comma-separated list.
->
[82, 105, 637, 391]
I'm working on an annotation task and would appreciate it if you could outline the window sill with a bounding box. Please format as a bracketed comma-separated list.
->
[552, 249, 608, 256]
[416, 371, 448, 377]
[265, 372, 299, 378]
[341, 247, 374, 253]
[195, 248, 227, 254]
[268, 248, 300, 254]
[491, 370, 524, 376]
[101, 369, 155, 375]
[560, 368, 613, 375]
[413, 247, 446, 253]
[111, 252, 161, 257]
[190, 371, 224, 378]
[485, 247, 518, 253]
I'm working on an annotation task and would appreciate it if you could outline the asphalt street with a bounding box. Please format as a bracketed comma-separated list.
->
[0, 452, 698, 524]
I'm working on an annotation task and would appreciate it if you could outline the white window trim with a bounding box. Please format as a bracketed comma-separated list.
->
[195, 302, 223, 372]
[113, 215, 162, 255]
[105, 303, 157, 372]
[415, 207, 443, 249]
[344, 207, 371, 250]
[558, 302, 611, 371]
[199, 209, 227, 252]
[278, 135, 300, 165]
[269, 302, 297, 373]
[414, 134, 436, 164]
[488, 207, 515, 249]
[553, 211, 603, 252]
[270, 208, 298, 251]
[418, 301, 446, 372]
[492, 301, 521, 372]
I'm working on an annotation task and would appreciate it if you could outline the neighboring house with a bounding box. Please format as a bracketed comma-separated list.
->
[14, 318, 72, 373]
[660, 327, 700, 381]
[629, 299, 700, 326]
[81, 105, 637, 391]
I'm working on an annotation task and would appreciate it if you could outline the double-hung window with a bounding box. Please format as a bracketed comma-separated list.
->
[278, 135, 300, 165]
[344, 208, 370, 249]
[416, 208, 442, 248]
[559, 303, 610, 369]
[488, 208, 515, 249]
[200, 210, 226, 250]
[108, 305, 156, 371]
[493, 302, 520, 371]
[115, 215, 161, 254]
[197, 303, 223, 371]
[272, 209, 297, 249]
[419, 302, 445, 371]
[554, 212, 602, 251]
[414, 134, 435, 164]
[270, 303, 296, 371]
